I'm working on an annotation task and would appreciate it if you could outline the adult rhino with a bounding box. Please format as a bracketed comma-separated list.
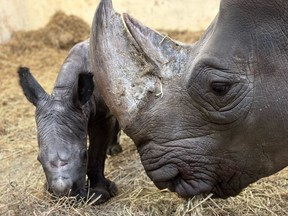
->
[90, 0, 288, 198]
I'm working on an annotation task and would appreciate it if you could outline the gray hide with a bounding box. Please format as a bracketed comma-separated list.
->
[18, 40, 120, 204]
[90, 0, 288, 198]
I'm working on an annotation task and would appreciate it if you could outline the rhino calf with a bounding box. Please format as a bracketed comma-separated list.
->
[18, 40, 120, 204]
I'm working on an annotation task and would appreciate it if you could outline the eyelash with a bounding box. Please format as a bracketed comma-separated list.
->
[210, 82, 231, 96]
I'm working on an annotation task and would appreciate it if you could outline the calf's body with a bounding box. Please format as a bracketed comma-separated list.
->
[18, 40, 120, 203]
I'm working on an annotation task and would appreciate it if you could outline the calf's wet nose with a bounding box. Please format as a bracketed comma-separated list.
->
[50, 177, 73, 196]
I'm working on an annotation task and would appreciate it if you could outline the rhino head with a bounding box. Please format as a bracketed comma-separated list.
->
[90, 0, 288, 198]
[18, 67, 94, 197]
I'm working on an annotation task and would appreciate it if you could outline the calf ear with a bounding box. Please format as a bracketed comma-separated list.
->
[18, 67, 48, 106]
[72, 73, 94, 106]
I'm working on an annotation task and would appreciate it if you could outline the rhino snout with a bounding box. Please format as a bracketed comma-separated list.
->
[50, 176, 73, 196]
[50, 160, 68, 168]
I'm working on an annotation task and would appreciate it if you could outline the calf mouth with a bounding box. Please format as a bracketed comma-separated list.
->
[49, 176, 73, 196]
[46, 176, 86, 198]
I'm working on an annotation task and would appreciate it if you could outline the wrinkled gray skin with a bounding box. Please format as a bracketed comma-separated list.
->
[18, 40, 121, 204]
[90, 0, 288, 198]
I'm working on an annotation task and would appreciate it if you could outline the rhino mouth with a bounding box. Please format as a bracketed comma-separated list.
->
[138, 140, 246, 198]
[152, 172, 242, 198]
[146, 165, 217, 198]
[45, 173, 86, 198]
[47, 180, 86, 198]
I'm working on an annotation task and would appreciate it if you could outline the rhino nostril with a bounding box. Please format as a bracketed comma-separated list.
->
[60, 161, 68, 167]
[50, 160, 68, 168]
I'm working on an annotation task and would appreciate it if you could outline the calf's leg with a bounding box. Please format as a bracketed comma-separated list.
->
[87, 116, 118, 204]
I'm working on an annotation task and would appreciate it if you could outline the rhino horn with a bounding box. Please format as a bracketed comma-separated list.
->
[90, 0, 187, 129]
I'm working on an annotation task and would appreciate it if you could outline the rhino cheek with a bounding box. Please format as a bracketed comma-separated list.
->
[70, 166, 87, 193]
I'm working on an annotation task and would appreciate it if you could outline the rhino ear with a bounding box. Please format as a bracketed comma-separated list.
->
[18, 67, 48, 106]
[72, 73, 94, 106]
[123, 13, 180, 68]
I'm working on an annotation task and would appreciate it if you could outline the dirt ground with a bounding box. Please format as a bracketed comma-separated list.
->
[0, 12, 288, 216]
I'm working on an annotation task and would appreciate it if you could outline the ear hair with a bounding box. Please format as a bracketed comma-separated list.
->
[18, 67, 48, 106]
[72, 72, 94, 106]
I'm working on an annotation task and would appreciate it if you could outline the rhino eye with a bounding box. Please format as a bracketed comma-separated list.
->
[80, 149, 88, 161]
[211, 82, 231, 96]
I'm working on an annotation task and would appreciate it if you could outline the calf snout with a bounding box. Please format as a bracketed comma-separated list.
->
[50, 176, 73, 196]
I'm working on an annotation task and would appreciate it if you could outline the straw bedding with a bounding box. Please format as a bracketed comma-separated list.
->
[0, 12, 287, 216]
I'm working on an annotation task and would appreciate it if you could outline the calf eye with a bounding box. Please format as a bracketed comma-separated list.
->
[210, 82, 231, 96]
